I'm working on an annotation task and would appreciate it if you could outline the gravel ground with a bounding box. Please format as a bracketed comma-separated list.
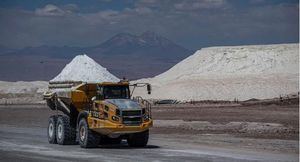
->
[0, 103, 298, 161]
[151, 103, 299, 140]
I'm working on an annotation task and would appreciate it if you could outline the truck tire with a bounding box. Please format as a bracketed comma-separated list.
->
[56, 115, 76, 145]
[127, 130, 149, 147]
[48, 115, 57, 144]
[78, 118, 99, 148]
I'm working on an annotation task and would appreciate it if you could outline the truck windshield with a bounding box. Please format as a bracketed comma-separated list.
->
[103, 86, 130, 99]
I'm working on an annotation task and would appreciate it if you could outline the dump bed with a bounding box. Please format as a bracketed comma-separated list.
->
[44, 81, 99, 113]
[43, 81, 130, 114]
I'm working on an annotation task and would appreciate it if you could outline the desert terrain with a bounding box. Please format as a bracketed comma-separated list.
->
[0, 98, 298, 162]
[0, 43, 298, 161]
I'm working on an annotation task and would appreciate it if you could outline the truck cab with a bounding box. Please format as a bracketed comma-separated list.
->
[85, 82, 153, 147]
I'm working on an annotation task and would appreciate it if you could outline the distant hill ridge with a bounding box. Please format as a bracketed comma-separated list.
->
[2, 31, 192, 59]
[0, 31, 193, 81]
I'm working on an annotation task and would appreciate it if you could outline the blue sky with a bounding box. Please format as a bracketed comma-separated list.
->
[0, 0, 298, 49]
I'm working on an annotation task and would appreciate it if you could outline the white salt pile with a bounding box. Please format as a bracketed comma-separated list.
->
[133, 43, 299, 101]
[0, 81, 47, 94]
[51, 54, 119, 83]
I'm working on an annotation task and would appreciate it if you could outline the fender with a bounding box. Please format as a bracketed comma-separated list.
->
[77, 111, 89, 126]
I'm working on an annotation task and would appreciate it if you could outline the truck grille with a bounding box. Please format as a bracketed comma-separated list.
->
[122, 116, 142, 125]
[122, 110, 141, 116]
[121, 110, 142, 125]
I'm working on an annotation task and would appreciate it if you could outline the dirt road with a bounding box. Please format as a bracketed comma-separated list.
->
[0, 104, 298, 162]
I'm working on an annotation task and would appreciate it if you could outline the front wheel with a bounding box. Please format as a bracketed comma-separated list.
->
[78, 118, 100, 148]
[127, 130, 149, 147]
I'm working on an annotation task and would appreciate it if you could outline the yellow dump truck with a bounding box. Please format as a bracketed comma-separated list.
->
[43, 80, 152, 148]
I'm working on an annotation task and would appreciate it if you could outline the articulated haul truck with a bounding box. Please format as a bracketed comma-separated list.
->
[43, 80, 152, 148]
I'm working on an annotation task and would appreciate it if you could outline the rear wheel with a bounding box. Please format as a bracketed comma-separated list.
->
[56, 115, 76, 145]
[127, 130, 149, 147]
[78, 118, 100, 148]
[47, 115, 57, 144]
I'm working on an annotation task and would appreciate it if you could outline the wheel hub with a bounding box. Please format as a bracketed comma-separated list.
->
[80, 126, 86, 141]
[48, 123, 53, 137]
[57, 124, 63, 139]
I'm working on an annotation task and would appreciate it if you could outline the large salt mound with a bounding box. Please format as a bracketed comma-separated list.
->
[0, 81, 48, 94]
[134, 43, 299, 101]
[51, 54, 119, 83]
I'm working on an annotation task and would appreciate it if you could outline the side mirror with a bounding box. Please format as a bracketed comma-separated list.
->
[97, 90, 104, 100]
[97, 85, 105, 100]
[147, 84, 151, 95]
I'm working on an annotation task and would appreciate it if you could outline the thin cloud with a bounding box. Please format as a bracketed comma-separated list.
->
[0, 1, 298, 49]
[35, 4, 79, 16]
[174, 0, 227, 10]
[35, 4, 66, 16]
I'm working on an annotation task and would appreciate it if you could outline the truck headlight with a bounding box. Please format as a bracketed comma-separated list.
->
[112, 116, 119, 121]
[143, 115, 149, 121]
